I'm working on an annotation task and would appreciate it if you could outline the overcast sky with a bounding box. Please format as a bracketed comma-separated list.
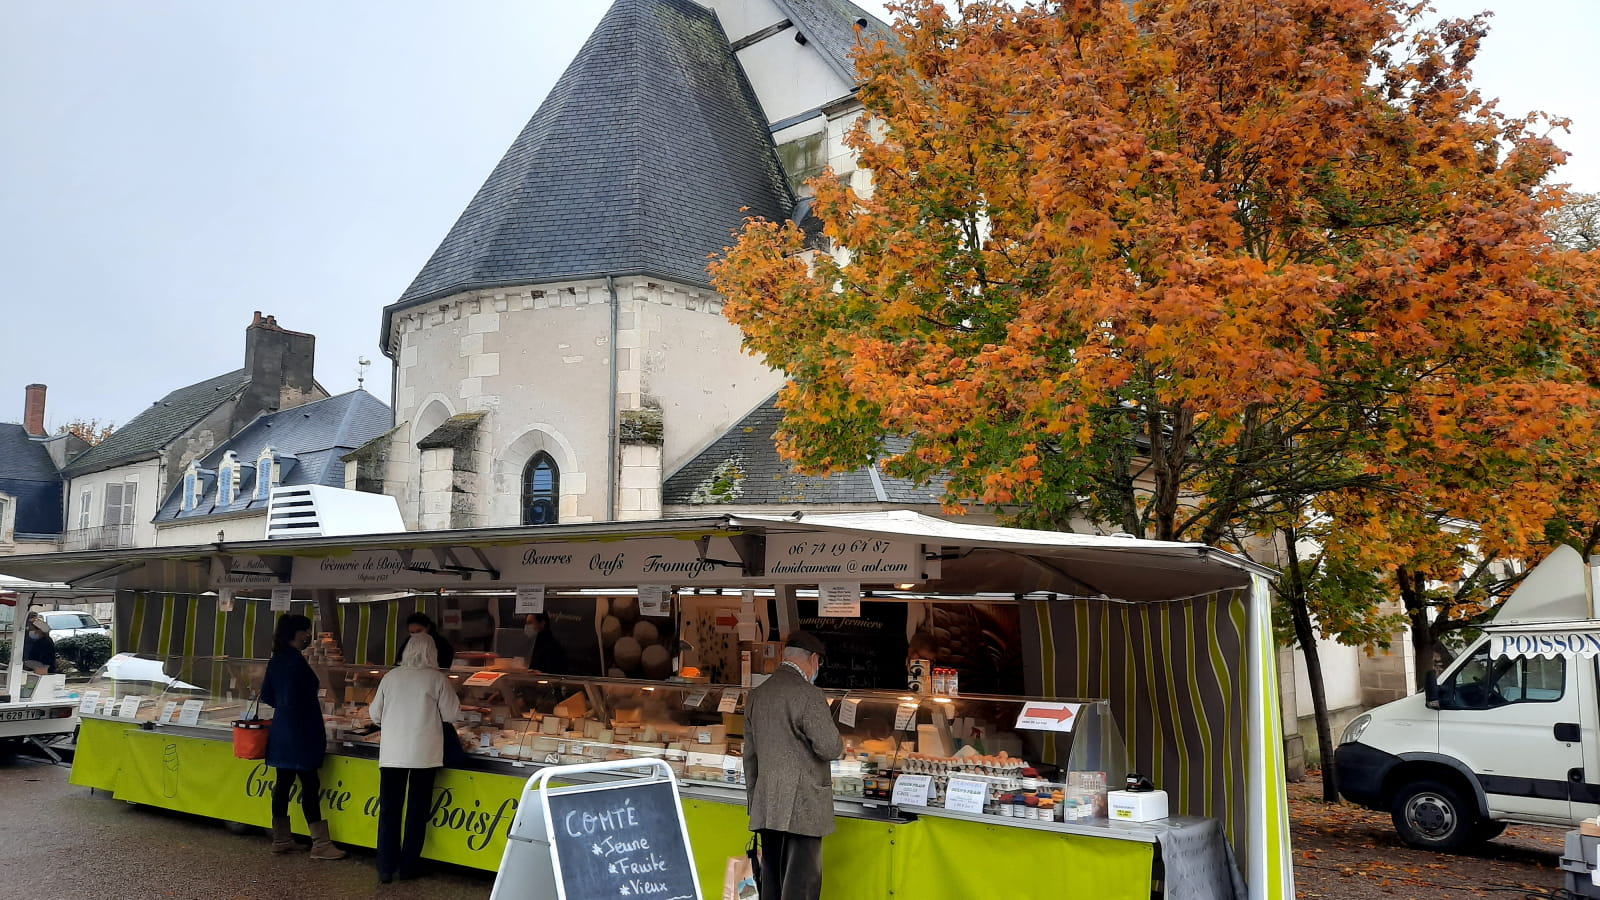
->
[2, 1, 1595, 432]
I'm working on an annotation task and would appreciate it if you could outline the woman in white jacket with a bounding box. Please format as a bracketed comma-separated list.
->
[368, 632, 461, 883]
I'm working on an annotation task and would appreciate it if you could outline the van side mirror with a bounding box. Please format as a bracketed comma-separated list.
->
[1425, 671, 1441, 710]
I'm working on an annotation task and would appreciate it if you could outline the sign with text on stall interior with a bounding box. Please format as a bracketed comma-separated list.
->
[1015, 701, 1083, 733]
[490, 759, 701, 900]
[765, 536, 935, 583]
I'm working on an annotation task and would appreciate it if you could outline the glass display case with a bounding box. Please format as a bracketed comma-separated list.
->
[80, 652, 1133, 828]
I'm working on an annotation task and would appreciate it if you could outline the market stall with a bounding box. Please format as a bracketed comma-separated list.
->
[0, 512, 1293, 898]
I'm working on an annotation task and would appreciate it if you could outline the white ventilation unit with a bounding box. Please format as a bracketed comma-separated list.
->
[266, 485, 406, 540]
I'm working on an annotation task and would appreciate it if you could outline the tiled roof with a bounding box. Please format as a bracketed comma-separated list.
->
[0, 423, 64, 535]
[387, 0, 794, 321]
[62, 369, 251, 477]
[663, 393, 949, 506]
[771, 0, 896, 87]
[153, 390, 392, 523]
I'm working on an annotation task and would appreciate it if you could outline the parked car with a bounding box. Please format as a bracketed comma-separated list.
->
[41, 611, 110, 640]
[1335, 545, 1599, 850]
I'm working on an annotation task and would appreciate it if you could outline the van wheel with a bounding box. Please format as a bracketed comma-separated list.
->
[1392, 780, 1478, 852]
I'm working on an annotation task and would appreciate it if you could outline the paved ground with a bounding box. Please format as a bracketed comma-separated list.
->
[1290, 774, 1569, 900]
[0, 747, 495, 900]
[2, 744, 1579, 899]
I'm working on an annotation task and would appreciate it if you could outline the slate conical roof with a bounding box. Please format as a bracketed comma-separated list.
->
[389, 0, 794, 318]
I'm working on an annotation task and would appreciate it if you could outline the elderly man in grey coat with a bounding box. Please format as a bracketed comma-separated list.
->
[744, 631, 844, 900]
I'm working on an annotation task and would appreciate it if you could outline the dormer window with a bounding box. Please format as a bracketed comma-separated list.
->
[217, 451, 240, 506]
[257, 447, 278, 501]
[182, 460, 203, 512]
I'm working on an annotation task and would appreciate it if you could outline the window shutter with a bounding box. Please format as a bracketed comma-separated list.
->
[79, 489, 92, 529]
[103, 482, 124, 526]
[121, 482, 138, 526]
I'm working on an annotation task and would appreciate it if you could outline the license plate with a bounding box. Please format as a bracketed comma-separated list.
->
[0, 708, 49, 722]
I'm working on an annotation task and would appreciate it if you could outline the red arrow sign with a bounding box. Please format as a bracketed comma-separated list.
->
[1015, 702, 1083, 732]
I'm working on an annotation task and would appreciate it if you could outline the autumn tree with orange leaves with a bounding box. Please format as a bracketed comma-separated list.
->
[713, 0, 1600, 799]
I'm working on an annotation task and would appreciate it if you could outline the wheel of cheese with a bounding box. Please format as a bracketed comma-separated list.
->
[641, 643, 671, 679]
[613, 636, 643, 672]
[601, 614, 623, 644]
[613, 596, 640, 624]
[633, 620, 660, 644]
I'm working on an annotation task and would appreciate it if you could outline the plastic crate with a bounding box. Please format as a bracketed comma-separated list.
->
[1561, 830, 1600, 898]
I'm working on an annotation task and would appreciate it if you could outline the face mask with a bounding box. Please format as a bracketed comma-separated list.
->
[525, 625, 537, 637]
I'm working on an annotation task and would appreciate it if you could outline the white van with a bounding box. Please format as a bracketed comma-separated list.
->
[1335, 544, 1600, 850]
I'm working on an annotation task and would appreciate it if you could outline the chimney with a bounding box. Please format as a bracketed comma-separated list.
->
[233, 313, 318, 433]
[23, 384, 46, 436]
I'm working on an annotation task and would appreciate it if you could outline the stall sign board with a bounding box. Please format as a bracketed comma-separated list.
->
[716, 691, 740, 714]
[177, 699, 204, 726]
[218, 589, 235, 613]
[158, 701, 179, 724]
[765, 538, 927, 583]
[944, 778, 988, 814]
[270, 588, 293, 612]
[892, 774, 935, 808]
[838, 697, 860, 727]
[683, 690, 708, 709]
[78, 691, 101, 716]
[1015, 702, 1083, 733]
[490, 760, 701, 900]
[118, 696, 142, 719]
[639, 585, 670, 617]
[818, 583, 862, 618]
[515, 585, 547, 615]
[465, 671, 506, 688]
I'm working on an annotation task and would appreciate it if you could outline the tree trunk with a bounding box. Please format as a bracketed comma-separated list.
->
[1282, 528, 1339, 801]
[1399, 566, 1437, 692]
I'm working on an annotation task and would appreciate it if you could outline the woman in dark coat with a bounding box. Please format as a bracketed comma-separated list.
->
[259, 613, 345, 860]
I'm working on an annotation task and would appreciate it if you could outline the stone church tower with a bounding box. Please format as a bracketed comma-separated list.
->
[369, 0, 875, 530]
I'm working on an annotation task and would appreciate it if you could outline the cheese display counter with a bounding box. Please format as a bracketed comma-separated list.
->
[11, 512, 1292, 898]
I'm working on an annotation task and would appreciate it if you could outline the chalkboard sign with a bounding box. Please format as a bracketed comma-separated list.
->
[546, 779, 699, 900]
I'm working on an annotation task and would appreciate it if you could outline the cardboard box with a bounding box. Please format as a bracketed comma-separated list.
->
[1581, 817, 1600, 837]
[1108, 789, 1169, 823]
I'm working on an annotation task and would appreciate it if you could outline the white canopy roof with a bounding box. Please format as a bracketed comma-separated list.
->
[0, 511, 1271, 604]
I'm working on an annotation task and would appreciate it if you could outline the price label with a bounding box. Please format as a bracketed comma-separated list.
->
[684, 689, 709, 709]
[892, 774, 935, 807]
[464, 671, 506, 687]
[158, 701, 179, 724]
[442, 609, 462, 629]
[479, 733, 493, 750]
[721, 754, 744, 777]
[177, 699, 205, 726]
[717, 691, 740, 714]
[78, 691, 102, 716]
[818, 583, 861, 617]
[839, 697, 861, 728]
[515, 585, 546, 615]
[1015, 701, 1082, 733]
[118, 696, 142, 719]
[270, 587, 293, 611]
[944, 778, 988, 814]
[894, 703, 917, 731]
[217, 589, 235, 613]
[638, 585, 670, 617]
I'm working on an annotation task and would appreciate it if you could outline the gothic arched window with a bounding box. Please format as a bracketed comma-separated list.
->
[522, 452, 559, 526]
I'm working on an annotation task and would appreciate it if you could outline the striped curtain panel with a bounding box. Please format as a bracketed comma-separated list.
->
[114, 590, 317, 689]
[1020, 590, 1249, 855]
[338, 595, 434, 666]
